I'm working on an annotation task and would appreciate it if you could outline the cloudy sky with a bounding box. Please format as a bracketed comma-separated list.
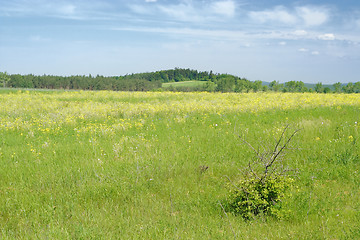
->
[1, 0, 360, 83]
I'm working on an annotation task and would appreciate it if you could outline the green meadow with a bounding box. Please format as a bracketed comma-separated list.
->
[162, 80, 207, 88]
[0, 90, 359, 239]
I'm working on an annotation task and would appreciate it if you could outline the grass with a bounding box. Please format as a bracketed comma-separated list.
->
[0, 90, 359, 239]
[162, 80, 206, 88]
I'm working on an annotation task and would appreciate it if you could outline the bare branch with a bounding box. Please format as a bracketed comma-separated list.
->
[248, 162, 261, 181]
[271, 128, 301, 163]
[272, 125, 289, 156]
[236, 126, 301, 183]
[265, 128, 301, 171]
[237, 133, 261, 159]
[224, 175, 242, 192]
[218, 201, 237, 240]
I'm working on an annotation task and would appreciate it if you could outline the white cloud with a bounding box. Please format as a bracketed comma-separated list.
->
[111, 26, 352, 45]
[210, 1, 236, 17]
[145, 0, 157, 2]
[249, 5, 330, 27]
[0, 0, 114, 20]
[158, 2, 201, 22]
[111, 26, 247, 41]
[29, 35, 50, 42]
[356, 19, 360, 27]
[128, 4, 150, 14]
[298, 48, 320, 55]
[318, 33, 335, 40]
[293, 30, 308, 36]
[58, 4, 76, 15]
[296, 6, 329, 26]
[249, 6, 297, 25]
[298, 48, 309, 52]
[155, 0, 237, 22]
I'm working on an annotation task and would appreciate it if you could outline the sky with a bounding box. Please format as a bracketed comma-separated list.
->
[1, 0, 360, 83]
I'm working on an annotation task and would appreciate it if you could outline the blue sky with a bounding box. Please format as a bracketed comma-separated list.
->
[1, 0, 360, 83]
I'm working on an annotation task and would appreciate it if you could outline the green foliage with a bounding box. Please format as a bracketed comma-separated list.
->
[204, 80, 217, 92]
[6, 74, 162, 91]
[315, 82, 324, 93]
[283, 80, 307, 92]
[323, 87, 332, 93]
[343, 82, 354, 93]
[4, 68, 360, 94]
[355, 82, 360, 93]
[227, 176, 294, 220]
[333, 82, 342, 93]
[269, 80, 283, 92]
[0, 71, 10, 88]
[226, 126, 299, 220]
[216, 75, 236, 92]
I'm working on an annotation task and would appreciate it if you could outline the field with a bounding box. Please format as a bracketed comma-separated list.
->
[162, 80, 206, 88]
[0, 90, 360, 239]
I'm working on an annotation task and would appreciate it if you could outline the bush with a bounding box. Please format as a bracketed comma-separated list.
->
[226, 126, 299, 220]
[227, 175, 294, 220]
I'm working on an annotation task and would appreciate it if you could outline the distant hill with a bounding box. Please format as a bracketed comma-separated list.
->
[304, 83, 335, 91]
[3, 68, 359, 93]
[263, 81, 336, 91]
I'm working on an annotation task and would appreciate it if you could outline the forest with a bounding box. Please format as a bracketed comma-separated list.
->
[1, 68, 360, 93]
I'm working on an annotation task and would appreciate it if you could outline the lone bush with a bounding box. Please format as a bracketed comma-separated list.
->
[227, 175, 294, 220]
[226, 126, 300, 220]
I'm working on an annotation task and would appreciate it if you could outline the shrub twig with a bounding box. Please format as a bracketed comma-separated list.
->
[218, 201, 237, 240]
[227, 125, 301, 219]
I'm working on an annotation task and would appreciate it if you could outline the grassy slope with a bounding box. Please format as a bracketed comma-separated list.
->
[0, 90, 359, 239]
[162, 80, 206, 88]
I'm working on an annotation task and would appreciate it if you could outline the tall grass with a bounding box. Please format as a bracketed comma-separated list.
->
[0, 90, 359, 239]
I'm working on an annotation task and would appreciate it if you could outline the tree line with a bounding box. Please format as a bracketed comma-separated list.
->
[2, 73, 161, 91]
[267, 80, 360, 93]
[1, 69, 359, 93]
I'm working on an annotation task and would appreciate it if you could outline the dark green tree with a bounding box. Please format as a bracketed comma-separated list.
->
[235, 79, 251, 93]
[283, 81, 296, 92]
[216, 75, 235, 92]
[342, 83, 354, 93]
[252, 80, 263, 92]
[353, 82, 360, 93]
[333, 82, 342, 93]
[315, 82, 324, 93]
[294, 81, 306, 92]
[0, 71, 10, 88]
[269, 81, 282, 92]
[323, 87, 331, 93]
[204, 81, 217, 92]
